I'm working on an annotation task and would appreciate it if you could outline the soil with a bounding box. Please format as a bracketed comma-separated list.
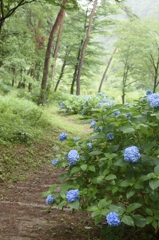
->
[0, 164, 101, 240]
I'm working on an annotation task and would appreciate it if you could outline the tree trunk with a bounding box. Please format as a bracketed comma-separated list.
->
[54, 59, 67, 92]
[76, 0, 98, 95]
[98, 48, 117, 93]
[51, 10, 65, 84]
[38, 0, 66, 105]
[70, 39, 83, 94]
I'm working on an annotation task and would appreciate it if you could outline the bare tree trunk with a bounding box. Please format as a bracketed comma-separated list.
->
[98, 48, 117, 93]
[76, 0, 98, 95]
[51, 11, 65, 84]
[38, 0, 66, 105]
[70, 39, 83, 94]
[54, 60, 67, 92]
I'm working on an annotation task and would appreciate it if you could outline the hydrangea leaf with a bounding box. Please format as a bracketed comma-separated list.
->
[70, 166, 80, 174]
[127, 203, 142, 213]
[126, 189, 136, 199]
[80, 164, 87, 171]
[149, 179, 159, 190]
[121, 215, 134, 226]
[105, 174, 117, 180]
[132, 214, 146, 227]
[119, 125, 135, 133]
[68, 200, 80, 210]
[88, 165, 95, 172]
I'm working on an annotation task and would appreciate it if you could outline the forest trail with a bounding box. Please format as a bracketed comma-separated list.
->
[0, 114, 100, 240]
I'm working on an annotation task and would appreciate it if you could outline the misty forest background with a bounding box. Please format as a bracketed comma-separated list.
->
[1, 0, 159, 105]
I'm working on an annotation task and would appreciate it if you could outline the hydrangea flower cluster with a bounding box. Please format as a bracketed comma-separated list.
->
[106, 133, 114, 141]
[124, 146, 140, 163]
[90, 120, 96, 129]
[46, 194, 56, 205]
[59, 132, 68, 141]
[106, 212, 121, 226]
[67, 149, 79, 165]
[52, 159, 59, 165]
[114, 110, 120, 116]
[147, 93, 159, 108]
[66, 189, 80, 202]
[146, 89, 152, 95]
[74, 137, 79, 142]
[87, 142, 92, 150]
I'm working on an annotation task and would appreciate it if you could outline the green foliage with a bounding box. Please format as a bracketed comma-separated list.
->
[45, 91, 159, 237]
[0, 95, 50, 143]
[58, 92, 114, 116]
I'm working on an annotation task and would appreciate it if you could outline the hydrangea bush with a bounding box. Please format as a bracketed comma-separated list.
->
[57, 92, 114, 116]
[44, 90, 159, 237]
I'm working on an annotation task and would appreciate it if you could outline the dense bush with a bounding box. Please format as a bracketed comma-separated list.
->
[57, 92, 115, 116]
[0, 95, 50, 143]
[44, 90, 159, 238]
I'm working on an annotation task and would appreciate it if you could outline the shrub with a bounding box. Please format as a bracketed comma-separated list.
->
[0, 95, 50, 143]
[44, 90, 159, 237]
[57, 92, 114, 116]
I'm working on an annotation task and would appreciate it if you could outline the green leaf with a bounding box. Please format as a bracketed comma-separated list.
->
[127, 203, 142, 213]
[120, 180, 131, 187]
[146, 216, 153, 224]
[114, 158, 127, 167]
[98, 199, 107, 209]
[152, 219, 157, 229]
[119, 125, 135, 133]
[132, 214, 146, 227]
[91, 175, 104, 184]
[146, 208, 153, 216]
[87, 206, 98, 212]
[126, 190, 136, 199]
[89, 150, 103, 155]
[149, 179, 159, 190]
[154, 164, 159, 174]
[80, 164, 87, 171]
[70, 166, 80, 174]
[121, 215, 134, 226]
[68, 200, 80, 210]
[58, 200, 67, 209]
[88, 165, 95, 172]
[105, 174, 117, 180]
[95, 215, 103, 225]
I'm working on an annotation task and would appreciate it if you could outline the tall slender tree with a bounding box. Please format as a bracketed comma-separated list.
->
[76, 0, 98, 95]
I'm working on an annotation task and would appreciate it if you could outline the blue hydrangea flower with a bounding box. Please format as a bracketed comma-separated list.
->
[90, 120, 96, 129]
[52, 159, 59, 165]
[87, 142, 92, 150]
[74, 137, 79, 143]
[46, 194, 56, 205]
[59, 132, 68, 141]
[146, 89, 152, 95]
[67, 150, 79, 165]
[147, 93, 159, 108]
[106, 212, 120, 226]
[124, 146, 140, 163]
[125, 113, 132, 119]
[114, 110, 120, 116]
[66, 189, 80, 202]
[106, 133, 114, 141]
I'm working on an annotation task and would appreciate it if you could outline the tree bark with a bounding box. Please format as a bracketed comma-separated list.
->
[38, 0, 66, 105]
[70, 39, 83, 94]
[76, 0, 98, 95]
[98, 48, 117, 93]
[51, 10, 65, 84]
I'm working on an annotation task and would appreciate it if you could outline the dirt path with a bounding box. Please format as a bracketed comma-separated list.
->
[0, 115, 101, 240]
[0, 164, 101, 240]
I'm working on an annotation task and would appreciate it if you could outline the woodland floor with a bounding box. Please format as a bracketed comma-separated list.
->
[0, 113, 159, 240]
[0, 114, 102, 240]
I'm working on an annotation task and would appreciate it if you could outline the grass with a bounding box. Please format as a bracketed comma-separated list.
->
[0, 102, 90, 183]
